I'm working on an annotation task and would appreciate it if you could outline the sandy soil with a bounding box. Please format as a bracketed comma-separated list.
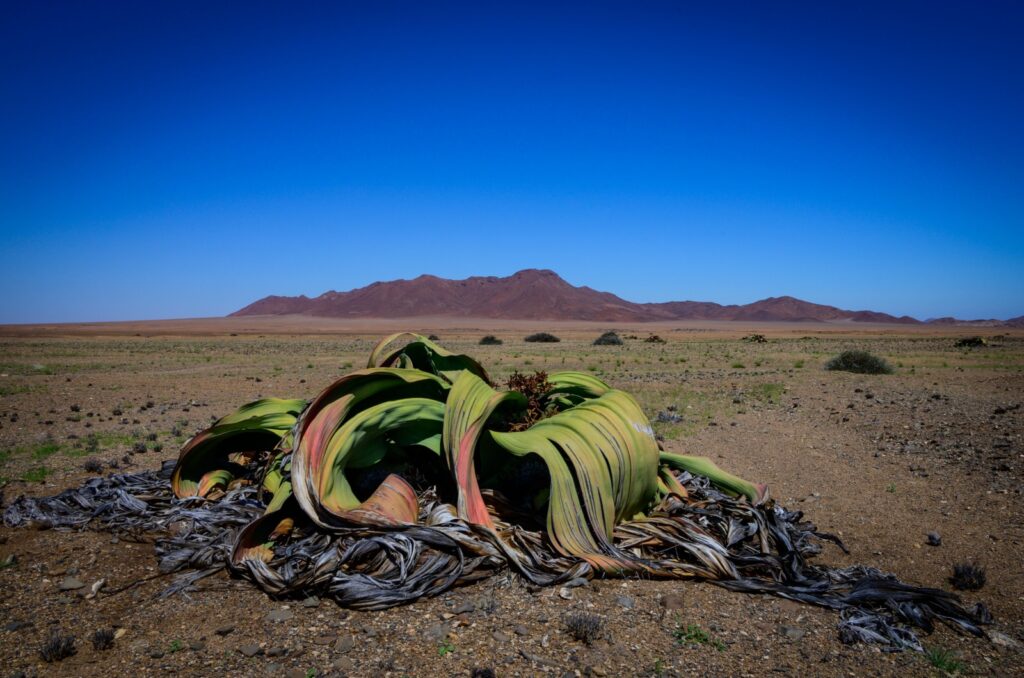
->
[0, 322, 1021, 677]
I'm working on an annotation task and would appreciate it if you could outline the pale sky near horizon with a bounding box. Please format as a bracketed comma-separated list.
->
[1, 1, 1022, 323]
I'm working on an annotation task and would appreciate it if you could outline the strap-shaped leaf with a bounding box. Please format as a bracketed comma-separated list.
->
[171, 398, 306, 498]
[489, 388, 660, 563]
[442, 371, 526, 528]
[298, 367, 448, 442]
[544, 371, 611, 400]
[293, 396, 445, 527]
[368, 333, 490, 383]
[659, 451, 768, 504]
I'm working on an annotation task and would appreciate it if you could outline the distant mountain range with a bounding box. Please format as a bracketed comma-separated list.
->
[230, 269, 1023, 326]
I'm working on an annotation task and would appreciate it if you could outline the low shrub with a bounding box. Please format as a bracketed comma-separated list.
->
[593, 331, 623, 346]
[40, 630, 76, 663]
[954, 336, 986, 348]
[565, 611, 603, 644]
[479, 335, 503, 346]
[824, 350, 893, 375]
[91, 628, 115, 651]
[644, 335, 666, 344]
[949, 563, 985, 591]
[524, 332, 560, 343]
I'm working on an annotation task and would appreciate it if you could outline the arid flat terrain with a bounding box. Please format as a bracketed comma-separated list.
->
[1, 319, 1022, 677]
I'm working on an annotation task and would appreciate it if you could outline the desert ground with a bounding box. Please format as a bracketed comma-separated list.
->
[0, 317, 1022, 677]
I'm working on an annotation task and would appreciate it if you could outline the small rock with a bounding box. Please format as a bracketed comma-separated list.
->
[238, 644, 263, 657]
[85, 578, 106, 599]
[493, 630, 511, 643]
[285, 669, 307, 678]
[514, 625, 529, 636]
[4, 620, 32, 632]
[59, 576, 85, 591]
[149, 650, 165, 659]
[926, 532, 942, 546]
[334, 656, 355, 672]
[558, 587, 573, 600]
[215, 625, 235, 636]
[660, 593, 685, 609]
[189, 640, 205, 651]
[423, 623, 448, 642]
[615, 595, 635, 609]
[990, 631, 1021, 649]
[779, 625, 806, 641]
[267, 646, 287, 657]
[265, 608, 294, 623]
[454, 601, 476, 614]
[301, 596, 320, 608]
[314, 635, 334, 646]
[333, 635, 355, 654]
[587, 667, 608, 677]
[564, 577, 590, 588]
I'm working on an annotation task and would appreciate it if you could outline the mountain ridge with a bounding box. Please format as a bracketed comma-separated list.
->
[229, 269, 1011, 325]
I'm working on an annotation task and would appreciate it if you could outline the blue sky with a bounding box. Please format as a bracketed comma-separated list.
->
[1, 1, 1022, 323]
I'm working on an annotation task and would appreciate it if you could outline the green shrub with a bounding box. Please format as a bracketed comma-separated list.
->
[479, 335, 503, 346]
[593, 331, 623, 346]
[524, 332, 560, 343]
[824, 350, 893, 375]
[954, 336, 986, 348]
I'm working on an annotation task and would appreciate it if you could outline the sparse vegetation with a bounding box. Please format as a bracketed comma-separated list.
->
[673, 621, 725, 650]
[21, 466, 49, 483]
[924, 647, 965, 674]
[524, 332, 560, 343]
[565, 611, 604, 644]
[825, 350, 893, 375]
[742, 334, 767, 343]
[949, 562, 986, 591]
[750, 382, 785, 404]
[83, 458, 104, 473]
[479, 335, 503, 345]
[954, 336, 986, 348]
[593, 331, 623, 346]
[644, 335, 667, 344]
[39, 630, 76, 662]
[91, 628, 115, 651]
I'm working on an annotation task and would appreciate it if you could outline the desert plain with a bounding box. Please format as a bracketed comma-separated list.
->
[0, 317, 1022, 677]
